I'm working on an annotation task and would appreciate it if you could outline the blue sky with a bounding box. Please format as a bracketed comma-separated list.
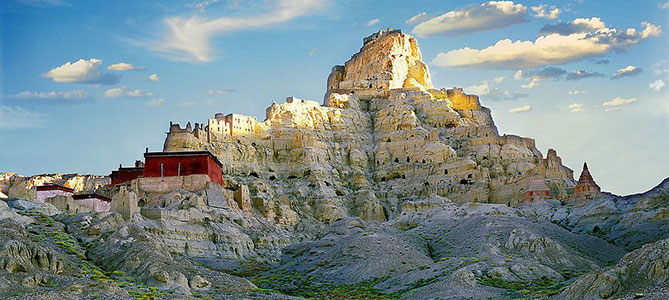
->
[1, 0, 667, 195]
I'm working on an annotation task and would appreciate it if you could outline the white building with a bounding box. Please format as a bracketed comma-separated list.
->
[36, 183, 74, 203]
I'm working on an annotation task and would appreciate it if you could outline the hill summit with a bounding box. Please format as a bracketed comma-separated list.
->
[162, 29, 576, 224]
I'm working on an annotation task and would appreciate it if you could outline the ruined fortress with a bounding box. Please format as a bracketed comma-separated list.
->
[0, 29, 613, 269]
[153, 29, 582, 225]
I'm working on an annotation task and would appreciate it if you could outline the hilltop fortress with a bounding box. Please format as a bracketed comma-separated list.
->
[162, 29, 577, 223]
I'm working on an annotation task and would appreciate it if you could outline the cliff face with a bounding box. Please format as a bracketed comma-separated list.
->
[163, 29, 575, 225]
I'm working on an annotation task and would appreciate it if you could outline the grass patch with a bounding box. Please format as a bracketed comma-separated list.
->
[476, 275, 567, 299]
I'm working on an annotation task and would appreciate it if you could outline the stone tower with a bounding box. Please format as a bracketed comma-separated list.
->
[572, 162, 601, 200]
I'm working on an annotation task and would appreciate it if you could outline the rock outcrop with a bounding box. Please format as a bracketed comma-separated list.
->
[161, 30, 576, 241]
[259, 199, 625, 299]
[1, 173, 110, 201]
[558, 238, 669, 299]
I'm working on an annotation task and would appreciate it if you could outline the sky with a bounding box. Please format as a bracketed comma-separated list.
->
[0, 0, 667, 196]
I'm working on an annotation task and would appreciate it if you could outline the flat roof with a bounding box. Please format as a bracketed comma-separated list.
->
[36, 183, 74, 193]
[72, 193, 112, 202]
[114, 167, 144, 172]
[144, 150, 223, 167]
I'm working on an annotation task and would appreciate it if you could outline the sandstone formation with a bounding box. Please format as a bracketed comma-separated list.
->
[557, 238, 669, 299]
[161, 29, 576, 235]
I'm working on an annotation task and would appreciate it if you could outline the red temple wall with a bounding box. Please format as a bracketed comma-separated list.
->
[111, 169, 144, 185]
[143, 155, 222, 185]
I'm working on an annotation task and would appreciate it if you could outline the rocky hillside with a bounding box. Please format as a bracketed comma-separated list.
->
[1, 30, 667, 300]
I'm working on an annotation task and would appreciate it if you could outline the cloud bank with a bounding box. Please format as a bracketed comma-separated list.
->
[42, 58, 120, 85]
[531, 4, 560, 19]
[107, 62, 141, 71]
[611, 65, 642, 79]
[150, 0, 327, 62]
[411, 1, 528, 37]
[603, 97, 637, 107]
[103, 86, 153, 98]
[432, 19, 661, 69]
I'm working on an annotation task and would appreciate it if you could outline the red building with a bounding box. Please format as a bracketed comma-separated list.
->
[521, 180, 551, 204]
[143, 151, 223, 185]
[110, 160, 145, 186]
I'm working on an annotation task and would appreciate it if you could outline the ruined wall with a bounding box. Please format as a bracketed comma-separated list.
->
[74, 198, 111, 213]
[36, 189, 73, 203]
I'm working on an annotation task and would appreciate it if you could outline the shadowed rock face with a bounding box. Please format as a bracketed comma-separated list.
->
[259, 201, 626, 299]
[0, 220, 64, 275]
[523, 178, 669, 251]
[557, 238, 669, 300]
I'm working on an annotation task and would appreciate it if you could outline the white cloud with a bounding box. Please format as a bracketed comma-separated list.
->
[107, 62, 139, 71]
[307, 48, 318, 56]
[649, 80, 665, 91]
[0, 105, 47, 130]
[653, 60, 669, 76]
[604, 108, 621, 112]
[539, 17, 605, 35]
[147, 98, 165, 107]
[190, 0, 224, 12]
[568, 103, 584, 112]
[521, 79, 540, 88]
[568, 90, 586, 95]
[641, 22, 661, 38]
[149, 0, 327, 63]
[406, 12, 430, 25]
[466, 81, 490, 95]
[509, 105, 531, 113]
[432, 19, 661, 69]
[103, 86, 153, 98]
[662, 1, 669, 9]
[366, 18, 380, 26]
[412, 1, 528, 37]
[148, 74, 160, 82]
[515, 66, 570, 87]
[493, 76, 506, 83]
[207, 89, 234, 95]
[9, 89, 88, 100]
[611, 65, 642, 79]
[603, 97, 637, 107]
[42, 58, 120, 85]
[531, 4, 560, 19]
[566, 70, 605, 80]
